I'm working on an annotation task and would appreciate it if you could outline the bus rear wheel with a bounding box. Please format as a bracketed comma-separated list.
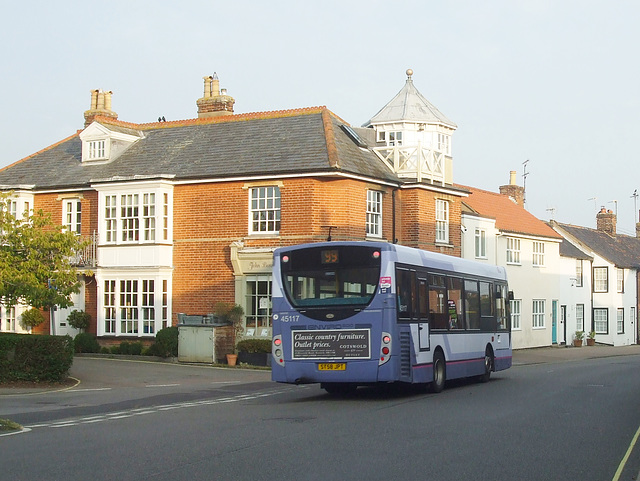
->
[431, 351, 446, 393]
[322, 383, 357, 396]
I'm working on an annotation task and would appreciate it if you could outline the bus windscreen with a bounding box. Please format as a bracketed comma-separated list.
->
[280, 245, 381, 308]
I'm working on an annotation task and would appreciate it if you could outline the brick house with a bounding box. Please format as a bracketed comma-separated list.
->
[0, 72, 469, 354]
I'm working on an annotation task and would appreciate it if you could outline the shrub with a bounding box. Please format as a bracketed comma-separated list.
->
[119, 341, 130, 354]
[100, 347, 110, 354]
[236, 338, 271, 353]
[67, 310, 91, 331]
[0, 334, 73, 382]
[129, 342, 143, 355]
[110, 345, 120, 354]
[20, 308, 46, 329]
[148, 326, 178, 358]
[73, 332, 100, 353]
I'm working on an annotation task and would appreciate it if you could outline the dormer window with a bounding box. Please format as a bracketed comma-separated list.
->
[80, 122, 142, 163]
[89, 140, 106, 160]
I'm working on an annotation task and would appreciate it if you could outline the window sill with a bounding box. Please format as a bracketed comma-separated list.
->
[247, 233, 280, 239]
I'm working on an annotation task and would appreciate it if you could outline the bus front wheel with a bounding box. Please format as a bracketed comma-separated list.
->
[479, 347, 494, 383]
[431, 351, 446, 393]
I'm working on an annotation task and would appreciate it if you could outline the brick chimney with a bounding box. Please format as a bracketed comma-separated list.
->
[84, 89, 118, 127]
[596, 207, 617, 236]
[499, 170, 525, 207]
[196, 73, 235, 118]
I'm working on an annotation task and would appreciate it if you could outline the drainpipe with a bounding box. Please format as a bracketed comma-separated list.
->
[392, 189, 398, 244]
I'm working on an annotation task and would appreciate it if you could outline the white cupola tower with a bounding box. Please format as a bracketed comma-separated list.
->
[363, 69, 457, 185]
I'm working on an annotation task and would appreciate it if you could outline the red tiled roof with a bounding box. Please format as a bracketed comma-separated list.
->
[92, 106, 343, 131]
[458, 184, 562, 239]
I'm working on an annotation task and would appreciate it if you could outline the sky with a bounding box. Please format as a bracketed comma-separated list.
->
[2, 0, 639, 234]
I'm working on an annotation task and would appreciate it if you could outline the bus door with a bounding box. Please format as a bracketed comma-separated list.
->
[417, 277, 429, 351]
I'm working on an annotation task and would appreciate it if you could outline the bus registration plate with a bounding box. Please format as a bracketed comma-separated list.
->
[318, 363, 346, 371]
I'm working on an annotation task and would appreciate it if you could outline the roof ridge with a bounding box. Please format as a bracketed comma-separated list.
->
[322, 109, 339, 168]
[93, 106, 331, 130]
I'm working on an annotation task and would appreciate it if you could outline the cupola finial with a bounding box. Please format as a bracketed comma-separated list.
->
[406, 68, 413, 79]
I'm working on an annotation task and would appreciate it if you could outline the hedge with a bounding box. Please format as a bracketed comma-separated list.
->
[0, 333, 74, 383]
[236, 338, 271, 353]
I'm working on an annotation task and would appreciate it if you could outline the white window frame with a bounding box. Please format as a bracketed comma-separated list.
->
[437, 133, 450, 155]
[366, 190, 383, 237]
[63, 199, 82, 235]
[142, 279, 155, 334]
[249, 186, 281, 235]
[532, 241, 545, 267]
[100, 275, 171, 337]
[100, 186, 172, 245]
[104, 280, 116, 334]
[143, 193, 156, 242]
[617, 308, 624, 334]
[593, 267, 608, 293]
[1, 306, 16, 332]
[506, 237, 521, 264]
[576, 260, 583, 287]
[475, 228, 486, 258]
[575, 304, 584, 332]
[532, 299, 545, 328]
[244, 275, 273, 337]
[435, 199, 449, 244]
[617, 268, 624, 293]
[593, 308, 608, 334]
[510, 299, 521, 330]
[388, 131, 403, 146]
[121, 194, 140, 242]
[88, 140, 107, 160]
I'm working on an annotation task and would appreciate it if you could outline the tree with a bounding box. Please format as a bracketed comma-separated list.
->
[20, 308, 46, 329]
[0, 192, 88, 310]
[67, 309, 91, 331]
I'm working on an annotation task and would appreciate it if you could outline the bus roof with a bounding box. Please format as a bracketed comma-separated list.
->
[274, 242, 508, 282]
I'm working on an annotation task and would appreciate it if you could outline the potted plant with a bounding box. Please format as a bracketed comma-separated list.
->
[587, 330, 596, 346]
[213, 302, 244, 366]
[573, 330, 584, 347]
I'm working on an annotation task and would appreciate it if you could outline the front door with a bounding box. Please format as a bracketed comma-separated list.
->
[552, 300, 558, 344]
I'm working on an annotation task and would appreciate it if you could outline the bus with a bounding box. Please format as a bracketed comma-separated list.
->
[271, 241, 512, 394]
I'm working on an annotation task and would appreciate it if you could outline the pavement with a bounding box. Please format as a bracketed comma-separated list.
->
[2, 343, 640, 396]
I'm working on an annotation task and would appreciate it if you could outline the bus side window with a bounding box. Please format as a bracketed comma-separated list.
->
[447, 277, 465, 329]
[418, 278, 428, 320]
[428, 274, 447, 329]
[479, 281, 496, 331]
[396, 269, 416, 321]
[496, 284, 508, 330]
[464, 279, 480, 330]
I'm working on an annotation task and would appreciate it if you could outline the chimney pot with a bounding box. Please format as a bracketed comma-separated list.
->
[596, 207, 617, 236]
[499, 170, 525, 207]
[83, 88, 118, 127]
[197, 73, 234, 118]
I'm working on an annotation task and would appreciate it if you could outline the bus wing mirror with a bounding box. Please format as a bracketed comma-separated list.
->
[508, 290, 514, 301]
